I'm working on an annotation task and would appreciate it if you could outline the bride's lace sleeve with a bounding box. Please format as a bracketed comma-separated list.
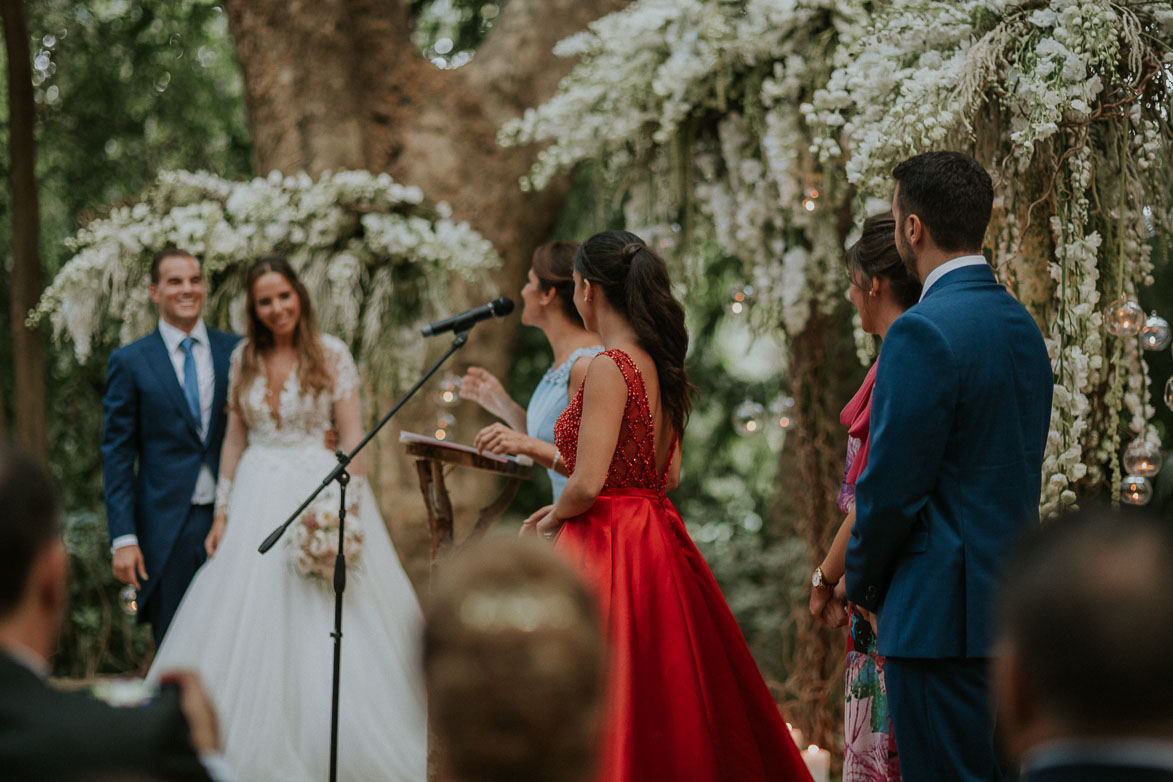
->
[325, 335, 365, 480]
[215, 341, 250, 515]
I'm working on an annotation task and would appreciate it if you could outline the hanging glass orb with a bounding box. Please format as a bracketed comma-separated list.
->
[729, 284, 755, 315]
[1140, 313, 1172, 351]
[435, 372, 462, 408]
[1120, 475, 1153, 506]
[732, 401, 765, 436]
[118, 585, 138, 616]
[769, 395, 796, 430]
[1123, 438, 1164, 478]
[434, 411, 456, 440]
[1165, 375, 1173, 412]
[1104, 297, 1145, 336]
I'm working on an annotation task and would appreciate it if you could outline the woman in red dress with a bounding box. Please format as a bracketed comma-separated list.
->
[523, 230, 812, 782]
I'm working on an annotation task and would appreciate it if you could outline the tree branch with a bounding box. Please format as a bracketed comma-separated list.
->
[464, 0, 629, 127]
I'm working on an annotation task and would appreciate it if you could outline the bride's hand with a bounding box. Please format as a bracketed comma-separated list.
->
[520, 504, 554, 538]
[205, 513, 227, 557]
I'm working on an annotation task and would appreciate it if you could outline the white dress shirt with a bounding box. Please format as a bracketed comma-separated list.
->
[111, 320, 218, 553]
[919, 254, 989, 301]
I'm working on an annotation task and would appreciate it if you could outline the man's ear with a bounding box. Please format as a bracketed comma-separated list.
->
[905, 213, 925, 248]
[148, 282, 161, 305]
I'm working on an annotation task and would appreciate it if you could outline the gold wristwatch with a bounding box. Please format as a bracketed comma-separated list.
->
[811, 566, 836, 589]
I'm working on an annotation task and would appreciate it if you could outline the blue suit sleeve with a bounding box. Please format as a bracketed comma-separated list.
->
[101, 348, 139, 543]
[845, 312, 957, 611]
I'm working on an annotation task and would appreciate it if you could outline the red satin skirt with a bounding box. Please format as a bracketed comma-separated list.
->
[555, 488, 812, 782]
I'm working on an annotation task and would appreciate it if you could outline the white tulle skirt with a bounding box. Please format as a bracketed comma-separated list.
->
[149, 442, 427, 781]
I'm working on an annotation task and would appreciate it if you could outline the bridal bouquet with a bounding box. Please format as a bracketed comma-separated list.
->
[288, 497, 364, 585]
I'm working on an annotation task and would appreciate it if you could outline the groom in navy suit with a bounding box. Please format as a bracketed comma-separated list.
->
[845, 151, 1054, 781]
[102, 248, 240, 646]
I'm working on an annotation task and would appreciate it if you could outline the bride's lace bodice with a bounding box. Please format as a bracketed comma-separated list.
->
[230, 333, 359, 449]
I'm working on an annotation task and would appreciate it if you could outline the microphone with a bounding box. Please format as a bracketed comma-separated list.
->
[421, 296, 515, 337]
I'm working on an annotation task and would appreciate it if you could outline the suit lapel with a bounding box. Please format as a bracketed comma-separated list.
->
[144, 329, 203, 441]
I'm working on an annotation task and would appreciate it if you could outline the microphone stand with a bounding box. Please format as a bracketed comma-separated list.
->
[258, 328, 472, 782]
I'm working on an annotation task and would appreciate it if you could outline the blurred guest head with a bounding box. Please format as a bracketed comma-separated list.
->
[424, 538, 604, 782]
[573, 230, 693, 436]
[995, 505, 1173, 765]
[524, 241, 584, 328]
[845, 213, 923, 336]
[0, 444, 67, 657]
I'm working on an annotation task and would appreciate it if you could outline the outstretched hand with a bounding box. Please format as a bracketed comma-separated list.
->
[460, 367, 513, 421]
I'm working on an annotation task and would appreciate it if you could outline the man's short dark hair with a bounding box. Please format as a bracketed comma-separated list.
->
[999, 506, 1173, 732]
[892, 151, 993, 253]
[149, 247, 199, 284]
[0, 445, 61, 617]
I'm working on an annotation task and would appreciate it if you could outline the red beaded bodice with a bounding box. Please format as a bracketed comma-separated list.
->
[554, 349, 674, 491]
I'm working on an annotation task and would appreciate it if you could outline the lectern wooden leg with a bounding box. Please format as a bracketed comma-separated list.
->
[414, 459, 454, 565]
[465, 476, 522, 544]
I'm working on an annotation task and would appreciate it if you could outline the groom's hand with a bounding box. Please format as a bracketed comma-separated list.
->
[113, 545, 148, 589]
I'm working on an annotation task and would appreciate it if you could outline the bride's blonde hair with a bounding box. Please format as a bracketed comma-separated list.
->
[231, 256, 333, 413]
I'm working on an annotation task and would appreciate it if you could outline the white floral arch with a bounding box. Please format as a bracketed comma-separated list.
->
[32, 169, 502, 394]
[502, 0, 1173, 514]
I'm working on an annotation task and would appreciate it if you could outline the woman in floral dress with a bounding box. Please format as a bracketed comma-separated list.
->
[808, 213, 921, 781]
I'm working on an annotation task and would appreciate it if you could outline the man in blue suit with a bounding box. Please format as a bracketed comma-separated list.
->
[102, 248, 240, 646]
[845, 151, 1054, 781]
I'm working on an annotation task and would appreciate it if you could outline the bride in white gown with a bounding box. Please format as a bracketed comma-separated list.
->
[149, 256, 426, 781]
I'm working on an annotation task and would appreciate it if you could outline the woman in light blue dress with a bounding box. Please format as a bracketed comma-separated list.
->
[462, 241, 603, 501]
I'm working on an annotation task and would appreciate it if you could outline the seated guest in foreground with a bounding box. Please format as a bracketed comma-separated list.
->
[0, 444, 227, 781]
[996, 506, 1173, 782]
[424, 537, 605, 782]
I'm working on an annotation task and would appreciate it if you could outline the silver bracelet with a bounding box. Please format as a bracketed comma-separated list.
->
[551, 451, 562, 472]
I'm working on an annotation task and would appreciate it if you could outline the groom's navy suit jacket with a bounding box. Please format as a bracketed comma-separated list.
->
[101, 326, 240, 608]
[846, 264, 1053, 659]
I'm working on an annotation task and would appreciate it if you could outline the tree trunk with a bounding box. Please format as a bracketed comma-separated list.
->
[223, 0, 628, 585]
[777, 303, 861, 757]
[1, 0, 48, 463]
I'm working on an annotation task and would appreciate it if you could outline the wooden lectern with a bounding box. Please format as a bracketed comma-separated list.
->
[401, 432, 533, 565]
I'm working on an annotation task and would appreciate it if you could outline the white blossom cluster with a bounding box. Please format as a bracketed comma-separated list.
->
[509, 0, 1172, 510]
[806, 0, 1171, 513]
[32, 169, 502, 394]
[502, 0, 867, 335]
